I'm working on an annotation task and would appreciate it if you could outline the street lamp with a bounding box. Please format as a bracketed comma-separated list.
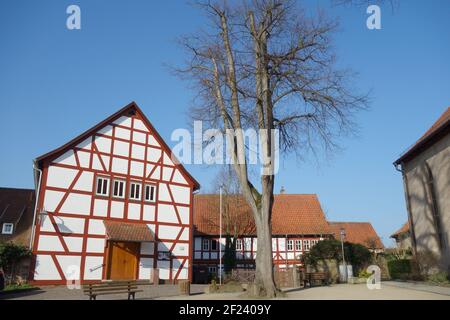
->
[340, 228, 348, 282]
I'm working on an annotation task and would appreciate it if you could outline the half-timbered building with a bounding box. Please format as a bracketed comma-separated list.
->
[192, 194, 333, 279]
[30, 102, 199, 285]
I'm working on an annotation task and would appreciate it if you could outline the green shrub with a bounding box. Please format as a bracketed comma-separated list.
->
[358, 270, 372, 279]
[427, 272, 450, 285]
[302, 239, 372, 274]
[387, 259, 411, 279]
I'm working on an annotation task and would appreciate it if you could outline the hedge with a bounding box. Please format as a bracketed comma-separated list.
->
[387, 259, 411, 279]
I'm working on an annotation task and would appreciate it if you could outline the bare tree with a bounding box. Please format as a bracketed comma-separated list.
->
[176, 0, 368, 297]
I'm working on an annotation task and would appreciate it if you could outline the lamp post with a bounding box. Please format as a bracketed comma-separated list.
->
[340, 228, 348, 282]
[219, 185, 223, 286]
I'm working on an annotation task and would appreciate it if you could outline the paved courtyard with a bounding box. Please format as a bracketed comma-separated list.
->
[2, 281, 449, 300]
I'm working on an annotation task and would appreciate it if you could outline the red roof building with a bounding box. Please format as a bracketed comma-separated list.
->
[328, 222, 384, 251]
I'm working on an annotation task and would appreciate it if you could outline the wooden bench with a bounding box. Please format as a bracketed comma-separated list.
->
[303, 272, 330, 288]
[83, 280, 144, 300]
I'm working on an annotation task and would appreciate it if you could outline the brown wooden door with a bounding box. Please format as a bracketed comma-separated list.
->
[107, 241, 139, 280]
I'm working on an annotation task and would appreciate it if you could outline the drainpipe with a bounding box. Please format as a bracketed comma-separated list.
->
[394, 162, 418, 257]
[29, 162, 42, 250]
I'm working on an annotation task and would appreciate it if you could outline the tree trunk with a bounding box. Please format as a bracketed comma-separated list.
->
[251, 197, 278, 298]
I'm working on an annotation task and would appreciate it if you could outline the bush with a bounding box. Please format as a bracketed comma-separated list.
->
[302, 239, 372, 274]
[427, 272, 450, 285]
[358, 270, 372, 279]
[387, 259, 411, 279]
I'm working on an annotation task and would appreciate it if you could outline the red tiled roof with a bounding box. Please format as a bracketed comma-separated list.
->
[390, 222, 409, 238]
[104, 220, 154, 242]
[193, 194, 332, 236]
[395, 107, 450, 164]
[329, 222, 384, 249]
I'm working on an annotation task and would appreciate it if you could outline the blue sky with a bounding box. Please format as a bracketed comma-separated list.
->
[0, 1, 449, 246]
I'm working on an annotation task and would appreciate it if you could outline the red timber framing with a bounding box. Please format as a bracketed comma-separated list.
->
[193, 235, 326, 273]
[29, 101, 200, 285]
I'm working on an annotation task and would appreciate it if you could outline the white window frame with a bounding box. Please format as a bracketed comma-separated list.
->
[144, 184, 156, 203]
[287, 239, 294, 251]
[295, 240, 302, 251]
[112, 179, 126, 199]
[95, 176, 110, 196]
[208, 266, 217, 274]
[311, 239, 319, 247]
[2, 223, 13, 235]
[235, 239, 243, 251]
[202, 239, 210, 251]
[129, 182, 142, 201]
[303, 240, 311, 251]
[211, 239, 218, 251]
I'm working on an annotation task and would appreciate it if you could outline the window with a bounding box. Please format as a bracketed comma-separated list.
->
[2, 223, 13, 235]
[129, 182, 142, 200]
[287, 240, 294, 251]
[211, 240, 218, 251]
[236, 239, 243, 251]
[311, 239, 319, 247]
[295, 240, 302, 251]
[303, 240, 311, 251]
[144, 184, 156, 202]
[202, 239, 210, 251]
[96, 176, 110, 196]
[112, 179, 125, 198]
[208, 266, 217, 274]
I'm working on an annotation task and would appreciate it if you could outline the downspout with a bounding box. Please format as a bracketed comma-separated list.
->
[29, 161, 42, 250]
[394, 162, 417, 257]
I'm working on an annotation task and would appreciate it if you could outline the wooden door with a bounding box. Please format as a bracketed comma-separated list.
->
[107, 241, 139, 280]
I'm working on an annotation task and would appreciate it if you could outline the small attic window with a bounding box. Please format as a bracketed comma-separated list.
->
[2, 223, 13, 235]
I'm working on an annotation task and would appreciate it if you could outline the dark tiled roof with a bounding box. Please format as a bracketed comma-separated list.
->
[329, 221, 384, 249]
[395, 107, 450, 164]
[193, 194, 332, 236]
[0, 188, 35, 224]
[104, 220, 154, 242]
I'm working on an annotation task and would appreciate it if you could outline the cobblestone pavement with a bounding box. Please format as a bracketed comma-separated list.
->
[160, 282, 450, 300]
[1, 284, 207, 300]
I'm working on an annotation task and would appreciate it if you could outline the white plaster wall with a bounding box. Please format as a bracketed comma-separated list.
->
[54, 150, 77, 166]
[158, 225, 181, 240]
[130, 161, 144, 177]
[84, 256, 104, 280]
[131, 144, 145, 160]
[157, 204, 179, 224]
[111, 157, 128, 174]
[133, 131, 146, 144]
[169, 185, 190, 204]
[134, 119, 148, 132]
[93, 198, 108, 217]
[143, 205, 155, 221]
[38, 235, 64, 251]
[177, 206, 190, 224]
[110, 201, 124, 218]
[46, 166, 78, 189]
[113, 116, 132, 127]
[77, 150, 90, 168]
[60, 193, 91, 215]
[128, 203, 141, 220]
[139, 258, 153, 280]
[115, 127, 131, 140]
[63, 236, 83, 252]
[88, 219, 106, 235]
[55, 216, 85, 234]
[172, 243, 189, 257]
[43, 190, 65, 212]
[57, 255, 82, 280]
[147, 147, 161, 162]
[86, 238, 105, 253]
[73, 171, 94, 192]
[34, 255, 61, 280]
[171, 169, 188, 185]
[113, 140, 129, 157]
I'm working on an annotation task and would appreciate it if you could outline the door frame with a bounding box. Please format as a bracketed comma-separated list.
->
[105, 240, 141, 280]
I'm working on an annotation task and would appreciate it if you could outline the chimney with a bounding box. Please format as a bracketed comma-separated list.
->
[280, 186, 285, 194]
